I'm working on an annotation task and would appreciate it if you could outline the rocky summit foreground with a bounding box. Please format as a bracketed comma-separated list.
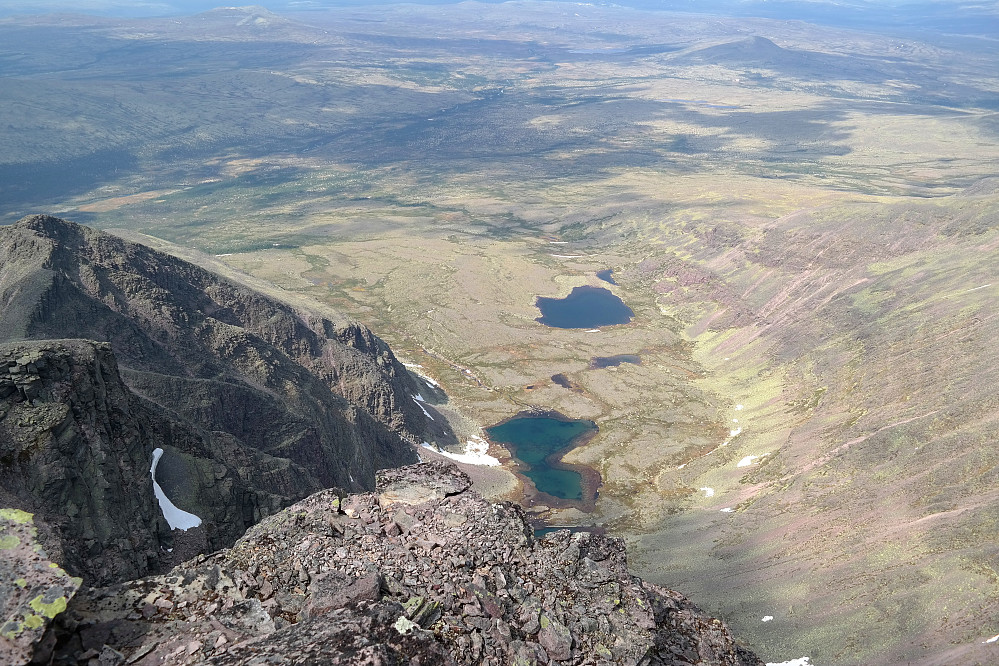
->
[11, 462, 762, 665]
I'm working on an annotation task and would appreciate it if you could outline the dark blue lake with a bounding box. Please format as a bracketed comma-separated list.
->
[596, 269, 617, 285]
[590, 354, 642, 369]
[535, 285, 633, 329]
[485, 415, 597, 503]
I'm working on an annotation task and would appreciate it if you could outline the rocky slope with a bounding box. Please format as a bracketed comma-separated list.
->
[0, 215, 454, 586]
[21, 461, 762, 665]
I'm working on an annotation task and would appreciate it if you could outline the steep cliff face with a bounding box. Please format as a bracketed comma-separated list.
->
[0, 215, 436, 444]
[1, 339, 340, 587]
[33, 462, 762, 666]
[0, 216, 453, 586]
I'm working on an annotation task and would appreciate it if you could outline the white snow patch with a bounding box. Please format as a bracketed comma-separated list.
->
[677, 464, 686, 469]
[414, 393, 425, 402]
[150, 448, 202, 531]
[585, 329, 600, 333]
[548, 241, 568, 244]
[984, 634, 999, 644]
[729, 427, 742, 438]
[737, 454, 766, 468]
[720, 507, 734, 513]
[700, 487, 715, 498]
[421, 437, 500, 467]
[761, 616, 774, 622]
[766, 659, 811, 666]
[412, 396, 435, 421]
[735, 404, 744, 411]
[404, 364, 441, 388]
[549, 254, 583, 258]
[214, 253, 232, 257]
[965, 283, 992, 293]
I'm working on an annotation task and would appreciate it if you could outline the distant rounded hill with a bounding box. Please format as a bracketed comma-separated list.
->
[678, 35, 894, 83]
[685, 35, 791, 66]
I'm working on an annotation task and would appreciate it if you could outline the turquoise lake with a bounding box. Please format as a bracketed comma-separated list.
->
[485, 415, 597, 501]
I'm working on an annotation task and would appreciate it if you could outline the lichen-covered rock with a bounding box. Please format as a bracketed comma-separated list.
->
[376, 460, 472, 508]
[38, 463, 762, 665]
[0, 509, 81, 666]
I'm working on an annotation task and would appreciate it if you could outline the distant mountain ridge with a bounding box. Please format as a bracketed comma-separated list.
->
[0, 214, 452, 585]
[678, 34, 918, 85]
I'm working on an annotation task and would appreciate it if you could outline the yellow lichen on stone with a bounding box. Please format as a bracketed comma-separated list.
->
[0, 508, 33, 524]
[23, 614, 44, 630]
[1, 621, 22, 640]
[0, 534, 20, 549]
[14, 577, 27, 587]
[29, 594, 67, 618]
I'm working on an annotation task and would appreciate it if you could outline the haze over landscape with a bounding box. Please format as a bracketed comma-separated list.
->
[1, 0, 998, 664]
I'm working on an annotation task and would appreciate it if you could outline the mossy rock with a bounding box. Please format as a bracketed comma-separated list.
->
[0, 510, 81, 664]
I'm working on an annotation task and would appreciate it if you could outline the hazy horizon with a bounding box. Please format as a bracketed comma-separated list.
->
[1, 0, 998, 37]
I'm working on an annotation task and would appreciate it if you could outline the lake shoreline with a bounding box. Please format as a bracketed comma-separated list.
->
[485, 409, 602, 513]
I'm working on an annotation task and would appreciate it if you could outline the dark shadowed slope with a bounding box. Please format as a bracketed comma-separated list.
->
[0, 215, 454, 585]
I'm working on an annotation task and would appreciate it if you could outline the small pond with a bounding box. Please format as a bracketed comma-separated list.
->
[590, 354, 642, 369]
[535, 285, 633, 329]
[485, 414, 597, 503]
[596, 268, 617, 285]
[551, 373, 574, 389]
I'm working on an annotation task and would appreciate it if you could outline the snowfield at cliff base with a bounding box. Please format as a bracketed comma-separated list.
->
[150, 447, 202, 530]
[422, 436, 501, 466]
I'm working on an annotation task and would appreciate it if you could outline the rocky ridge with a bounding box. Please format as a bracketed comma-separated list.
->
[30, 462, 762, 665]
[0, 215, 455, 586]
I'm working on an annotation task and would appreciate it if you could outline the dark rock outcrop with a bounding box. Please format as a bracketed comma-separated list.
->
[33, 462, 762, 665]
[0, 215, 454, 586]
[0, 339, 316, 585]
